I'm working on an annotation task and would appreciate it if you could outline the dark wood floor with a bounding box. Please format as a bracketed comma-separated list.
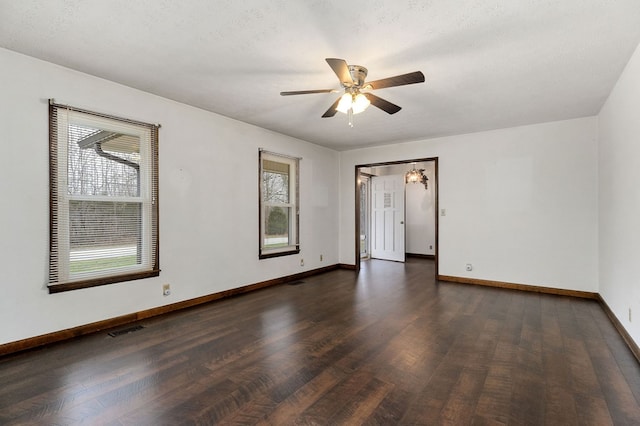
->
[2, 259, 640, 425]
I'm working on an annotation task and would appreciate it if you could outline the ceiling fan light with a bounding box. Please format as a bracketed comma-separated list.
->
[336, 93, 352, 113]
[351, 93, 370, 114]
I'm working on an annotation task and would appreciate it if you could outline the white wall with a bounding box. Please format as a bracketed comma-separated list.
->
[340, 117, 599, 292]
[0, 48, 339, 345]
[598, 41, 640, 344]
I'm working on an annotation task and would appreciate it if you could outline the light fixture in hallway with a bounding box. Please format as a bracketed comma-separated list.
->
[405, 164, 428, 189]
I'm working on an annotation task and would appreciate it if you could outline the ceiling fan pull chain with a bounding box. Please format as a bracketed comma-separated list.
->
[348, 108, 354, 127]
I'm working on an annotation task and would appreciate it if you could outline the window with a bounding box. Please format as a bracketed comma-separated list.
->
[49, 101, 159, 293]
[259, 150, 300, 258]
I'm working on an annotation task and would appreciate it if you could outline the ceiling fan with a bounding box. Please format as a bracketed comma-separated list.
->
[280, 58, 425, 126]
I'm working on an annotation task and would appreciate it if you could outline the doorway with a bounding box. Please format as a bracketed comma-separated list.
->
[355, 157, 439, 276]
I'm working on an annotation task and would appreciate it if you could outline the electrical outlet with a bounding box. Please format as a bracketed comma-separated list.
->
[300, 258, 304, 267]
[320, 254, 323, 261]
[163, 284, 171, 296]
[465, 264, 473, 271]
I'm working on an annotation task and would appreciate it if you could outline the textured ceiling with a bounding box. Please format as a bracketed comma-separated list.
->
[2, 0, 640, 151]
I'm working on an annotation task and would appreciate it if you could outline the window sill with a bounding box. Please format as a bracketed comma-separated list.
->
[48, 269, 160, 294]
[259, 248, 300, 260]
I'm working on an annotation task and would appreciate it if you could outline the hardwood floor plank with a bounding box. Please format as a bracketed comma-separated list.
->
[257, 367, 346, 425]
[328, 377, 394, 425]
[473, 363, 513, 425]
[540, 296, 579, 425]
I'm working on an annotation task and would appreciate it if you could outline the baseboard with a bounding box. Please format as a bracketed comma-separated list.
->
[438, 275, 599, 300]
[406, 253, 436, 260]
[597, 295, 640, 364]
[339, 263, 357, 270]
[0, 264, 340, 356]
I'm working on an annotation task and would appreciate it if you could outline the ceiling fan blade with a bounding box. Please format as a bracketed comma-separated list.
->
[321, 97, 341, 118]
[326, 58, 354, 86]
[280, 89, 337, 96]
[366, 71, 425, 90]
[364, 93, 402, 114]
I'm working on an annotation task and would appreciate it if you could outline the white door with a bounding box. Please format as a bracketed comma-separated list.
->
[371, 174, 405, 262]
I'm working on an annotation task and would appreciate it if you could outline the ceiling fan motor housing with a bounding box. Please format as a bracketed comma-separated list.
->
[347, 65, 368, 87]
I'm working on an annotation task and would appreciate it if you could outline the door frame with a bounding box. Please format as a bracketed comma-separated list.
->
[355, 157, 439, 276]
[359, 173, 373, 260]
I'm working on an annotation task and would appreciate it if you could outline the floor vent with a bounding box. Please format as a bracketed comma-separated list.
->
[288, 280, 305, 286]
[108, 325, 144, 337]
